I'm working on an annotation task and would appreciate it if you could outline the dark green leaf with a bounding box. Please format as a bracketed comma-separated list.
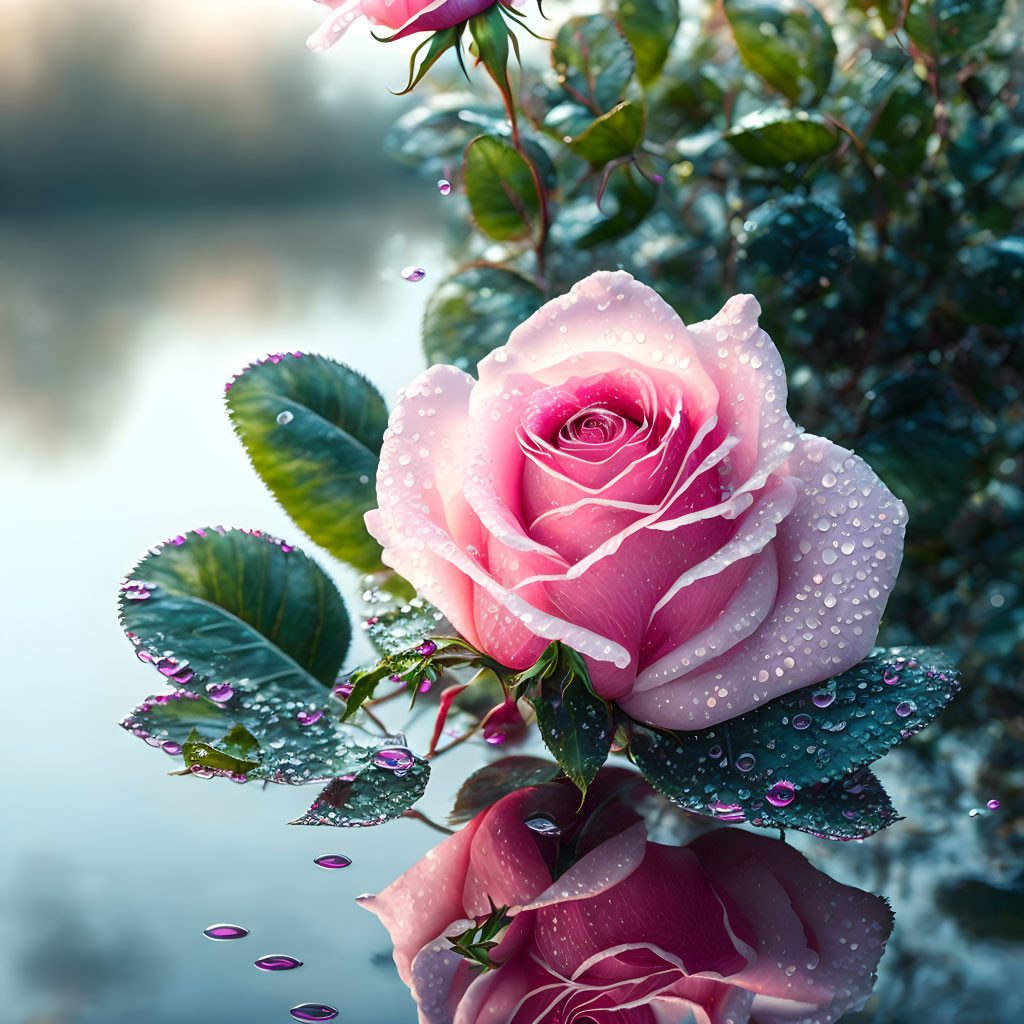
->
[568, 101, 645, 165]
[766, 768, 899, 839]
[449, 756, 562, 824]
[339, 663, 392, 722]
[119, 527, 350, 703]
[741, 195, 854, 292]
[905, 0, 1004, 56]
[384, 101, 508, 172]
[724, 0, 836, 106]
[572, 163, 658, 247]
[422, 266, 543, 372]
[226, 354, 389, 573]
[865, 86, 934, 176]
[290, 746, 430, 827]
[552, 15, 635, 113]
[952, 237, 1024, 329]
[724, 108, 838, 166]
[463, 135, 543, 241]
[395, 27, 460, 96]
[616, 0, 680, 86]
[627, 647, 960, 839]
[531, 646, 613, 793]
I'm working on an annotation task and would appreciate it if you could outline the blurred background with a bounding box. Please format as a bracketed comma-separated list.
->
[1, 1, 1021, 1023]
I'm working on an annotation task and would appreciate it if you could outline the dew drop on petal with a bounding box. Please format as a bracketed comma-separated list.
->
[524, 814, 562, 837]
[203, 923, 249, 941]
[313, 854, 352, 870]
[254, 955, 303, 971]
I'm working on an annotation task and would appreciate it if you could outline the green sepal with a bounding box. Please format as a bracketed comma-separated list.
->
[530, 644, 613, 794]
[468, 6, 515, 115]
[394, 27, 461, 96]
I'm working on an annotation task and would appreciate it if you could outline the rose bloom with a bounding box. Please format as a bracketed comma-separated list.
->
[308, 0, 506, 51]
[360, 770, 892, 1024]
[366, 272, 906, 729]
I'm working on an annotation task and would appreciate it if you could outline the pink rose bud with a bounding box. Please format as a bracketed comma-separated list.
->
[359, 769, 893, 1024]
[481, 693, 525, 745]
[365, 271, 906, 730]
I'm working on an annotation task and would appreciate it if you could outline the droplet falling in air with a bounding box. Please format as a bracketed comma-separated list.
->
[372, 748, 414, 771]
[203, 923, 249, 941]
[206, 682, 235, 703]
[987, 799, 1000, 810]
[313, 854, 352, 870]
[254, 954, 303, 972]
[277, 410, 294, 426]
[524, 814, 562, 837]
[437, 178, 451, 195]
[401, 265, 426, 282]
[289, 1004, 338, 1022]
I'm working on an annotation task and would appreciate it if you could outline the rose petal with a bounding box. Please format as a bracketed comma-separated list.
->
[618, 434, 906, 727]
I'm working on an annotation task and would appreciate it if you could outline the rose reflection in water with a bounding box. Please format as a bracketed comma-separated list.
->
[360, 769, 893, 1024]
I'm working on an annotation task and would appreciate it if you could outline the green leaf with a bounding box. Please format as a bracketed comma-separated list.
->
[384, 101, 508, 172]
[769, 769, 899, 840]
[865, 86, 934, 176]
[290, 745, 430, 827]
[463, 135, 543, 241]
[616, 0, 680, 86]
[724, 0, 836, 106]
[740, 195, 854, 292]
[120, 692, 234, 752]
[422, 266, 544, 373]
[905, 0, 1004, 56]
[952, 237, 1024, 329]
[571, 163, 658, 248]
[530, 645, 613, 793]
[226, 354, 389, 573]
[339, 663, 392, 722]
[552, 15, 635, 113]
[450, 756, 563, 824]
[119, 527, 350, 704]
[183, 724, 262, 775]
[627, 647, 960, 839]
[568, 101, 645, 165]
[724, 108, 837, 166]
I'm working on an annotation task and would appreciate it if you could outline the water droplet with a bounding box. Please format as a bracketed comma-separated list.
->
[297, 709, 323, 726]
[372, 748, 414, 771]
[401, 266, 426, 282]
[792, 714, 812, 730]
[437, 178, 451, 195]
[524, 814, 562, 837]
[708, 744, 723, 759]
[766, 781, 796, 807]
[313, 854, 352, 870]
[812, 690, 836, 708]
[277, 410, 294, 426]
[254, 955, 303, 971]
[206, 682, 235, 703]
[987, 799, 1000, 810]
[735, 753, 756, 772]
[882, 668, 900, 685]
[203, 923, 249, 941]
[895, 701, 914, 718]
[162, 741, 182, 755]
[289, 1004, 338, 1022]
[415, 640, 437, 656]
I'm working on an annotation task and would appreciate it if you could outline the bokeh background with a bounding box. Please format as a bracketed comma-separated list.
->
[1, 1, 1021, 1023]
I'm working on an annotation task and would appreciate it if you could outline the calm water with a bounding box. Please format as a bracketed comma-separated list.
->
[0, 204, 483, 1024]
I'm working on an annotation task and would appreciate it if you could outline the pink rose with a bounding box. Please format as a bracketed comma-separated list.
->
[308, 0, 505, 52]
[366, 271, 906, 729]
[360, 771, 892, 1024]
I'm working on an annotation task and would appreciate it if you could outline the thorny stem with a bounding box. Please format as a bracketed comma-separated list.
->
[402, 808, 456, 836]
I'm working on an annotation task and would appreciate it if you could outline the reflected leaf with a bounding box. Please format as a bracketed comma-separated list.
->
[450, 756, 562, 823]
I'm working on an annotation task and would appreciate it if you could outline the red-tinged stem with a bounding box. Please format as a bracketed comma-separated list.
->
[361, 705, 391, 734]
[402, 808, 456, 836]
[366, 684, 408, 707]
[431, 721, 484, 758]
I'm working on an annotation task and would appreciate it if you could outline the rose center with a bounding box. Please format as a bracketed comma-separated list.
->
[559, 407, 630, 447]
